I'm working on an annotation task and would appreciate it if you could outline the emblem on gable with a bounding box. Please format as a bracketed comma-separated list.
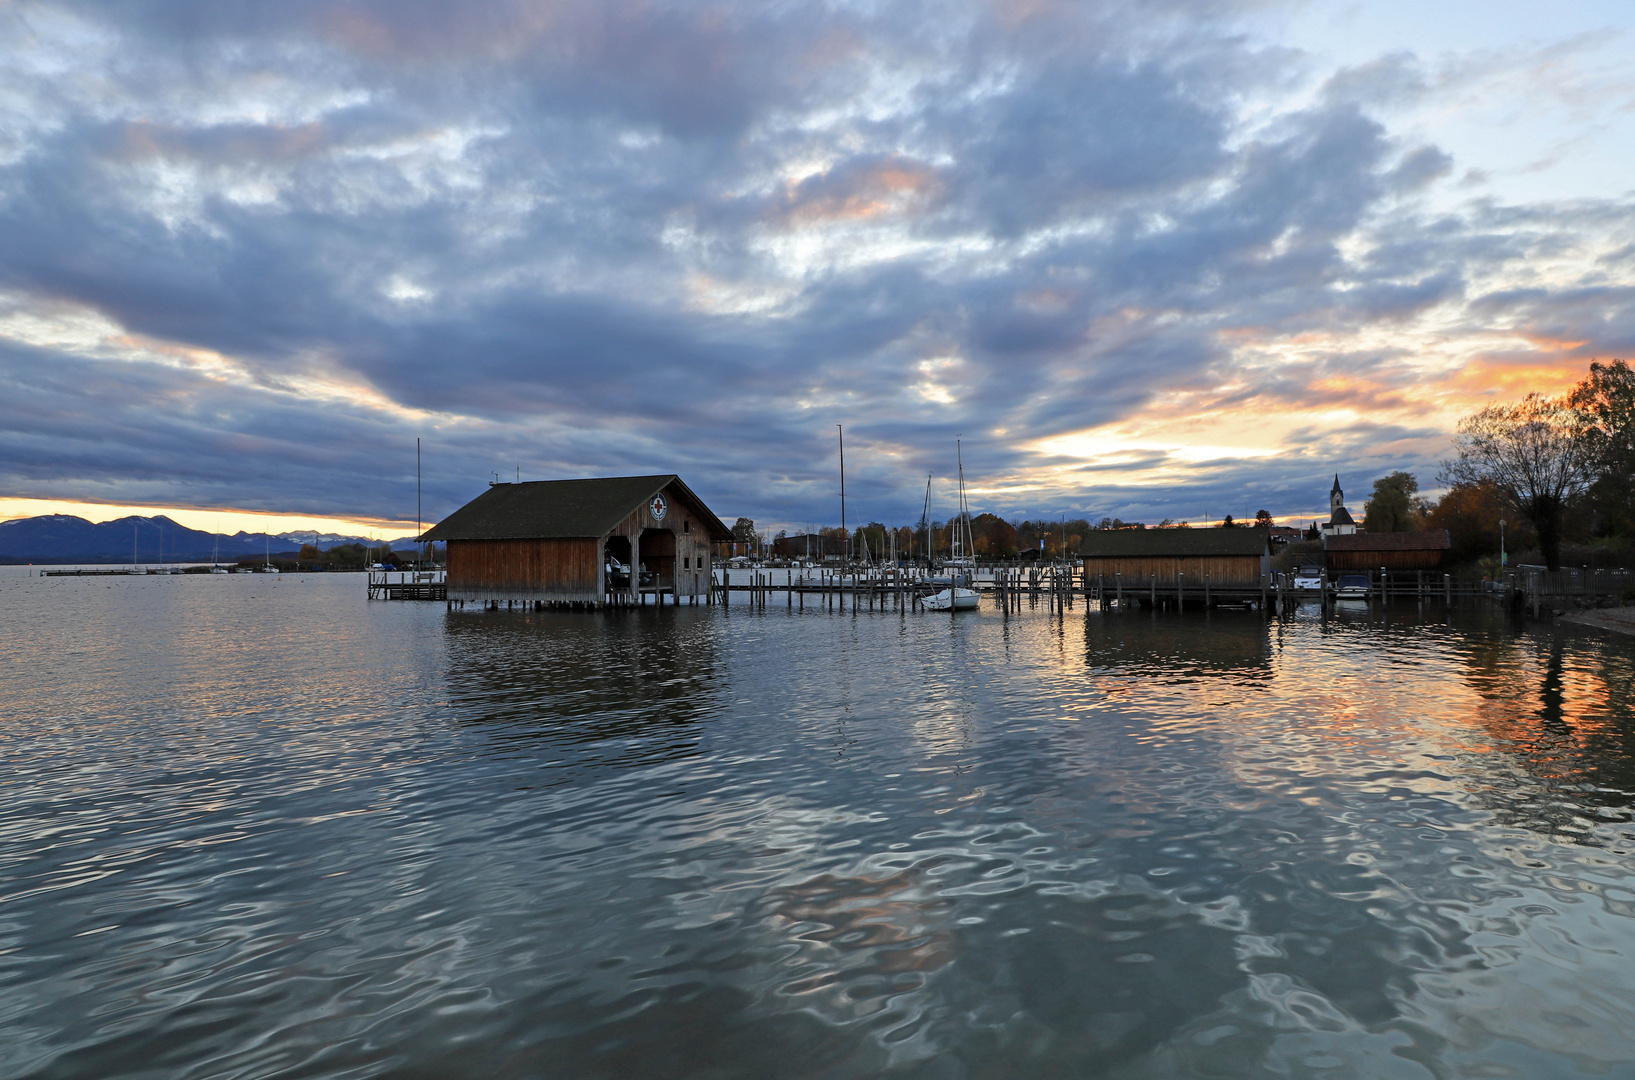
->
[650, 494, 668, 521]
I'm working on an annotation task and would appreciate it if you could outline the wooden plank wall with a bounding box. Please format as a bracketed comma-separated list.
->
[1327, 550, 1445, 572]
[1082, 555, 1262, 589]
[448, 538, 599, 599]
[613, 483, 715, 598]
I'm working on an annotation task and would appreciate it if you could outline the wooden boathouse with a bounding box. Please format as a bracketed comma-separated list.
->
[1323, 530, 1450, 572]
[420, 475, 731, 608]
[1080, 527, 1271, 608]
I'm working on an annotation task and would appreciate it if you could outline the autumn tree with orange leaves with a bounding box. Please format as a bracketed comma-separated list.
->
[1441, 393, 1597, 570]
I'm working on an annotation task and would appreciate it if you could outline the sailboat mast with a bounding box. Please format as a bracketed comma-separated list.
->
[837, 424, 847, 564]
[921, 473, 933, 565]
[416, 436, 422, 572]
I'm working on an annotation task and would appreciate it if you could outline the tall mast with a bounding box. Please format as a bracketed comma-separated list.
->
[956, 437, 971, 559]
[416, 436, 422, 570]
[837, 424, 847, 564]
[921, 473, 933, 565]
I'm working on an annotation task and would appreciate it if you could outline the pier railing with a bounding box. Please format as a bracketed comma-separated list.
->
[370, 560, 1630, 616]
[367, 569, 445, 600]
[1505, 566, 1634, 616]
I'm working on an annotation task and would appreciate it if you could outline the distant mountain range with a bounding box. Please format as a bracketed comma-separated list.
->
[0, 514, 422, 564]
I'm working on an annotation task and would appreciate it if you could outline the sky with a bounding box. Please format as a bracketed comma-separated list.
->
[2, 0, 1633, 538]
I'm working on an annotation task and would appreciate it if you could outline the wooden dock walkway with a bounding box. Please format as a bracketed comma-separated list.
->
[368, 569, 446, 601]
[366, 560, 1629, 623]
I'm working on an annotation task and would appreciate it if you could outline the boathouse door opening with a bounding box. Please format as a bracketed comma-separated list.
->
[604, 535, 633, 595]
[639, 528, 675, 592]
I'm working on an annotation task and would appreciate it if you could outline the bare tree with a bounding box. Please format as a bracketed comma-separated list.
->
[1440, 393, 1596, 570]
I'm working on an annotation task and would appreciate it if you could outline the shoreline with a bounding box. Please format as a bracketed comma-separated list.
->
[1559, 605, 1635, 636]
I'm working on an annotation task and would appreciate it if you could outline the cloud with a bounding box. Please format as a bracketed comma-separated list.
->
[1, 0, 1633, 531]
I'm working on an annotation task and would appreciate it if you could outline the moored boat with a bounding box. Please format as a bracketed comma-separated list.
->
[1291, 567, 1325, 594]
[1333, 573, 1369, 599]
[924, 587, 980, 611]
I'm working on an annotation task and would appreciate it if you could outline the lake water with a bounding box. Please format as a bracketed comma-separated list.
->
[4, 567, 1635, 1079]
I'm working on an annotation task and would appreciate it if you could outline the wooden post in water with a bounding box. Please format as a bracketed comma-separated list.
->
[1177, 572, 1184, 612]
[1204, 573, 1211, 609]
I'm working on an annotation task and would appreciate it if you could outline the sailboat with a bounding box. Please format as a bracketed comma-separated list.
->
[924, 440, 980, 612]
[210, 520, 229, 572]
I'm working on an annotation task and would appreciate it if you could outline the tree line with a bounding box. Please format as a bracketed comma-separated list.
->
[1434, 358, 1635, 571]
[739, 514, 1276, 561]
[726, 360, 1635, 572]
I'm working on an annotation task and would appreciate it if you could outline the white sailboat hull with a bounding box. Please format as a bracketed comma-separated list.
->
[925, 587, 980, 612]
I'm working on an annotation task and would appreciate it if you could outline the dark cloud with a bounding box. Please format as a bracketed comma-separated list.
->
[3, 0, 1634, 530]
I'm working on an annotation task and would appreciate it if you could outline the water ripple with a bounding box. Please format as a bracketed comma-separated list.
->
[5, 572, 1635, 1076]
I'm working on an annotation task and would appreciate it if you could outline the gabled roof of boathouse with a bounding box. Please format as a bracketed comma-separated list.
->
[421, 475, 731, 543]
[1079, 527, 1271, 558]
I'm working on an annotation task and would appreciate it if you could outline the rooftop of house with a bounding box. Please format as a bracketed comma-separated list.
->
[1323, 530, 1451, 551]
[1080, 527, 1272, 558]
[421, 475, 731, 543]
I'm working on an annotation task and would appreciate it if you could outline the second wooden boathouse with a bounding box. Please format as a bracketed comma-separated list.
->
[1323, 530, 1451, 572]
[421, 475, 731, 608]
[1080, 527, 1272, 607]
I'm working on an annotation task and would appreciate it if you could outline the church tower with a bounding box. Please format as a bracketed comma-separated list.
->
[1322, 474, 1357, 536]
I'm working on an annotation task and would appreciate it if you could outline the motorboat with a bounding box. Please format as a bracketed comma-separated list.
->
[925, 587, 980, 611]
[1333, 573, 1369, 599]
[1291, 568, 1325, 593]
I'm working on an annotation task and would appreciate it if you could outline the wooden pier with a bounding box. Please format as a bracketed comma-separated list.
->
[368, 569, 446, 601]
[369, 557, 1630, 626]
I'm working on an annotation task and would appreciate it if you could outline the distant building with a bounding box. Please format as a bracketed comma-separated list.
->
[772, 533, 843, 560]
[421, 475, 731, 607]
[1323, 530, 1451, 572]
[1318, 474, 1358, 537]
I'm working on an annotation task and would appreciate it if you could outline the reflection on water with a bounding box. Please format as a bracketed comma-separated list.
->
[442, 607, 725, 773]
[1083, 607, 1271, 679]
[4, 568, 1635, 1079]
